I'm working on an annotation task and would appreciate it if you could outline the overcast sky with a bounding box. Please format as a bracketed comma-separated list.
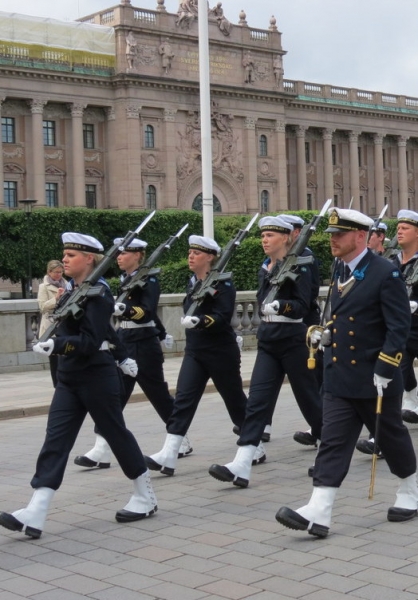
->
[2, 0, 417, 97]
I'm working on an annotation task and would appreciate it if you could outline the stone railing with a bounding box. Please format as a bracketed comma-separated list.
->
[0, 288, 328, 373]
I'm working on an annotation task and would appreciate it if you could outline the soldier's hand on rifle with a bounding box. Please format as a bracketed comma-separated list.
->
[162, 334, 174, 349]
[262, 300, 280, 315]
[373, 373, 391, 396]
[114, 302, 126, 317]
[410, 301, 418, 314]
[118, 358, 138, 377]
[33, 339, 54, 357]
[181, 316, 200, 329]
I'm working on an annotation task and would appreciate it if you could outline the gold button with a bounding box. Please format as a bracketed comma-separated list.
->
[349, 331, 354, 336]
[332, 343, 337, 348]
[333, 315, 337, 319]
[332, 357, 337, 362]
[351, 360, 356, 364]
[350, 346, 355, 350]
[333, 329, 337, 333]
[349, 316, 355, 321]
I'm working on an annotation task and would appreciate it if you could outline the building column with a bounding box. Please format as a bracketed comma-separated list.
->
[70, 103, 87, 207]
[373, 133, 385, 214]
[348, 130, 360, 210]
[163, 108, 178, 209]
[296, 125, 307, 209]
[126, 104, 143, 208]
[0, 97, 5, 208]
[398, 135, 409, 209]
[275, 120, 288, 210]
[104, 106, 116, 208]
[243, 116, 258, 213]
[28, 98, 47, 206]
[322, 128, 334, 201]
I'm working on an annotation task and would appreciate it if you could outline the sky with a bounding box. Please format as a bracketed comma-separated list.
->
[1, 0, 418, 97]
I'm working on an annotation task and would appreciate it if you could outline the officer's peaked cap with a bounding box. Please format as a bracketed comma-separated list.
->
[325, 208, 373, 233]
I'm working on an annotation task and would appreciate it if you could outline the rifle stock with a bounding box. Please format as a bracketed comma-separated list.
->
[382, 234, 399, 261]
[38, 211, 156, 342]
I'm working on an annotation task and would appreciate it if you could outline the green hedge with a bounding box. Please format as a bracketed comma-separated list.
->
[0, 207, 397, 294]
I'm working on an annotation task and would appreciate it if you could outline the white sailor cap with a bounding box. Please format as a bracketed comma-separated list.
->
[62, 232, 104, 253]
[258, 216, 293, 233]
[114, 237, 148, 251]
[397, 210, 418, 227]
[371, 221, 388, 233]
[188, 235, 220, 255]
[325, 208, 373, 233]
[280, 214, 305, 228]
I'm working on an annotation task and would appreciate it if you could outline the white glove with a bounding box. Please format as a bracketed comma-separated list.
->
[373, 373, 392, 395]
[162, 334, 174, 349]
[410, 301, 418, 314]
[236, 335, 243, 351]
[310, 329, 323, 346]
[118, 358, 138, 377]
[33, 339, 54, 357]
[114, 302, 126, 317]
[262, 300, 280, 316]
[181, 316, 200, 329]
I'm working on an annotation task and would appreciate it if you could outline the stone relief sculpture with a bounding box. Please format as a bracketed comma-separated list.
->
[158, 38, 175, 73]
[125, 31, 137, 70]
[176, 0, 198, 29]
[242, 51, 254, 83]
[273, 54, 284, 88]
[209, 2, 231, 36]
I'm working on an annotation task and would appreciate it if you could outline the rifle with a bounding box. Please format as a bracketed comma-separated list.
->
[367, 204, 388, 243]
[262, 198, 332, 308]
[185, 213, 259, 316]
[404, 258, 418, 291]
[38, 210, 156, 342]
[382, 233, 399, 261]
[116, 223, 189, 304]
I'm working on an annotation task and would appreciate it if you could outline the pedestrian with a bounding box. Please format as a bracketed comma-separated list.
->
[74, 236, 191, 470]
[0, 232, 157, 539]
[209, 215, 323, 488]
[145, 234, 252, 476]
[37, 259, 66, 387]
[276, 208, 417, 538]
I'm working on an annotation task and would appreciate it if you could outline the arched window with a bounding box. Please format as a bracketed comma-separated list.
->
[146, 185, 157, 210]
[260, 190, 269, 213]
[145, 124, 154, 148]
[259, 134, 268, 156]
[192, 194, 222, 212]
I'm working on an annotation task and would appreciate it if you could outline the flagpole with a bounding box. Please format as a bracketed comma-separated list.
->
[198, 0, 214, 238]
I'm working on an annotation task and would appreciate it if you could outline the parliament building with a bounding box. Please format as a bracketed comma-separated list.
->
[2, 0, 418, 218]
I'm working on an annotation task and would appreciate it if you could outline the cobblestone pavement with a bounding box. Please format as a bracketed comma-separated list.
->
[1, 352, 418, 599]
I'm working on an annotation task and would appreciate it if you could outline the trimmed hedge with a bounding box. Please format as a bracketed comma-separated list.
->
[0, 207, 397, 294]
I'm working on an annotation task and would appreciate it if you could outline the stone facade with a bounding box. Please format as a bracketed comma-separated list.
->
[1, 1, 418, 217]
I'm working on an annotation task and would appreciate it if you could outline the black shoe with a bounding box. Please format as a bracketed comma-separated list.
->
[115, 506, 157, 523]
[293, 431, 317, 447]
[275, 506, 329, 538]
[402, 410, 418, 424]
[0, 512, 42, 539]
[355, 438, 383, 457]
[208, 464, 248, 488]
[144, 456, 174, 476]
[74, 456, 110, 469]
[308, 466, 314, 478]
[387, 507, 418, 522]
[232, 425, 240, 436]
[261, 431, 271, 443]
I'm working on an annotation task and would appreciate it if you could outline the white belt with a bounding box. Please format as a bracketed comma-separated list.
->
[262, 315, 303, 323]
[119, 320, 156, 329]
[99, 341, 110, 350]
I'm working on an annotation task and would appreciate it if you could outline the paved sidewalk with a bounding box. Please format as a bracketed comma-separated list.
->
[1, 352, 418, 599]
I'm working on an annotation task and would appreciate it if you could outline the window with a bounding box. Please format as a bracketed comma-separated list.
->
[359, 195, 364, 213]
[305, 141, 310, 164]
[145, 124, 154, 148]
[45, 183, 58, 208]
[358, 146, 362, 167]
[333, 194, 339, 207]
[307, 193, 312, 210]
[2, 117, 15, 143]
[4, 181, 17, 208]
[406, 151, 410, 170]
[85, 185, 97, 209]
[259, 135, 268, 156]
[192, 194, 222, 212]
[382, 148, 386, 169]
[43, 120, 56, 146]
[83, 123, 95, 149]
[146, 185, 157, 210]
[332, 144, 336, 166]
[260, 190, 269, 213]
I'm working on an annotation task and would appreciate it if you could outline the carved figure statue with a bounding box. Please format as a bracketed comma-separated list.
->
[273, 54, 284, 88]
[125, 31, 137, 70]
[209, 2, 231, 36]
[159, 39, 175, 73]
[176, 0, 198, 28]
[242, 51, 254, 84]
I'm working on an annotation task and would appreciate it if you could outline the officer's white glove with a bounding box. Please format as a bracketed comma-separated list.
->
[163, 334, 174, 349]
[181, 316, 200, 329]
[236, 335, 243, 351]
[113, 302, 126, 317]
[33, 339, 54, 357]
[118, 358, 138, 377]
[262, 300, 280, 316]
[373, 373, 392, 396]
[310, 329, 323, 346]
[410, 301, 418, 314]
